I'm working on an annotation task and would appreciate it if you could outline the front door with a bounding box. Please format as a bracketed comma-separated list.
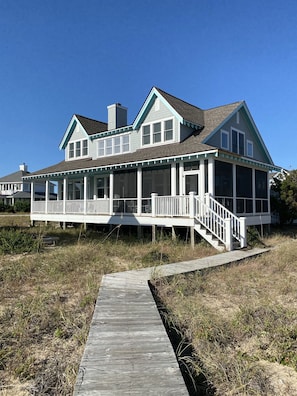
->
[184, 172, 199, 195]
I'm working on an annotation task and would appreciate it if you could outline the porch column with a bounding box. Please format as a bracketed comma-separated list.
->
[63, 178, 67, 214]
[199, 160, 205, 197]
[83, 175, 88, 215]
[109, 172, 114, 215]
[252, 169, 256, 214]
[171, 163, 176, 196]
[30, 181, 35, 213]
[208, 157, 215, 195]
[233, 164, 236, 213]
[137, 166, 142, 215]
[179, 162, 184, 195]
[45, 180, 49, 214]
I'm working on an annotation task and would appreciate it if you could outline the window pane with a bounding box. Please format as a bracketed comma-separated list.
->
[69, 143, 74, 158]
[76, 141, 81, 157]
[142, 125, 150, 145]
[184, 161, 199, 171]
[238, 133, 244, 155]
[114, 136, 121, 154]
[82, 140, 88, 156]
[98, 141, 104, 157]
[106, 139, 112, 155]
[232, 130, 238, 153]
[122, 135, 130, 152]
[164, 120, 173, 140]
[153, 122, 161, 143]
[221, 131, 229, 149]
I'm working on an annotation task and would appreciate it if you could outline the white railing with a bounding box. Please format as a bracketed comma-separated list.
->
[113, 198, 138, 214]
[87, 200, 109, 214]
[155, 195, 190, 217]
[47, 201, 63, 213]
[32, 201, 46, 213]
[195, 194, 246, 250]
[66, 200, 85, 213]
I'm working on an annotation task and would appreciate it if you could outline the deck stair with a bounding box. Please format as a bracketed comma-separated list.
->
[193, 194, 246, 251]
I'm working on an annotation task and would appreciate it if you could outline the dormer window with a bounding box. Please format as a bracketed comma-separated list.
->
[142, 119, 174, 146]
[68, 139, 88, 159]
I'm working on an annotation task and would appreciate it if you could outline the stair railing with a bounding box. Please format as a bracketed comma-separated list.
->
[194, 193, 247, 250]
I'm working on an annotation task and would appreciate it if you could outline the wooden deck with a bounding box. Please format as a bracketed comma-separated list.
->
[73, 248, 269, 395]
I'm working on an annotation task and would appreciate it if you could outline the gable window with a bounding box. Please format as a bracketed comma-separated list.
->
[68, 139, 88, 159]
[221, 130, 229, 150]
[232, 128, 244, 155]
[97, 134, 131, 157]
[247, 140, 253, 157]
[142, 119, 174, 146]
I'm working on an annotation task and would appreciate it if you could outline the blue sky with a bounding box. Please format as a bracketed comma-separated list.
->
[1, 0, 296, 176]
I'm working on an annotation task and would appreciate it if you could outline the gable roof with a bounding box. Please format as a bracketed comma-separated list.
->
[155, 88, 205, 127]
[0, 170, 30, 183]
[59, 115, 108, 150]
[75, 115, 108, 136]
[133, 87, 204, 129]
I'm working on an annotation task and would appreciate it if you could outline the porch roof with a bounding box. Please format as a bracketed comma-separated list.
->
[25, 138, 217, 179]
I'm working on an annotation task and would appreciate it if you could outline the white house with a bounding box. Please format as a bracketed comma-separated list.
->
[24, 87, 281, 250]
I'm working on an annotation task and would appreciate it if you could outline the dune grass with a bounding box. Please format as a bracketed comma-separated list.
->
[153, 230, 297, 395]
[0, 217, 216, 395]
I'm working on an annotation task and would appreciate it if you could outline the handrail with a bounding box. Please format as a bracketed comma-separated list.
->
[194, 194, 245, 248]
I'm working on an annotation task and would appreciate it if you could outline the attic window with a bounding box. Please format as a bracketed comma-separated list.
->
[97, 133, 131, 157]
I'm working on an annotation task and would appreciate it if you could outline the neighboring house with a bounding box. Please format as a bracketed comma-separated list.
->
[24, 87, 281, 250]
[0, 164, 55, 206]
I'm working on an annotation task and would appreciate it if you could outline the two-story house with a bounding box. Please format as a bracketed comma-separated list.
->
[24, 87, 281, 250]
[0, 164, 55, 206]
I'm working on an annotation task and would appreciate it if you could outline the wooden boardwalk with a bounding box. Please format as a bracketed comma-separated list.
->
[73, 248, 269, 395]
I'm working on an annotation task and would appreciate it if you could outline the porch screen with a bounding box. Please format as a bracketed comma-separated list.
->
[255, 170, 268, 213]
[236, 165, 253, 213]
[215, 161, 233, 197]
[114, 170, 137, 198]
[142, 166, 171, 197]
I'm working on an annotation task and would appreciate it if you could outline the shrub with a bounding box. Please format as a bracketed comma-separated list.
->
[14, 201, 31, 213]
[0, 228, 39, 254]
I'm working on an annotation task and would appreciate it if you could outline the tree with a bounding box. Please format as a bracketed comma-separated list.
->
[271, 170, 297, 225]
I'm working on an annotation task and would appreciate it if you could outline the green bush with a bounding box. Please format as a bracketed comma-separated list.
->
[14, 200, 31, 213]
[0, 228, 39, 254]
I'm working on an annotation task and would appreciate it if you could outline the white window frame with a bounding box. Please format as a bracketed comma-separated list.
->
[141, 118, 174, 147]
[97, 133, 131, 157]
[246, 140, 254, 157]
[221, 130, 229, 150]
[68, 138, 88, 160]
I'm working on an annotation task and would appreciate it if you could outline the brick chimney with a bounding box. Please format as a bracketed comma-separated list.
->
[107, 103, 127, 130]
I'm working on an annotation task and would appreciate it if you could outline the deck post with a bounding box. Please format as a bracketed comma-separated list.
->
[189, 191, 195, 218]
[63, 178, 67, 214]
[109, 172, 114, 215]
[30, 181, 34, 214]
[45, 180, 49, 214]
[137, 167, 142, 215]
[239, 217, 247, 248]
[190, 226, 195, 249]
[152, 225, 156, 243]
[83, 176, 88, 215]
[172, 226, 176, 241]
[225, 218, 233, 251]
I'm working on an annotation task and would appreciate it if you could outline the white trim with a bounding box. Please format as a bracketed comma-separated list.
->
[68, 138, 89, 160]
[97, 133, 131, 158]
[231, 127, 245, 155]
